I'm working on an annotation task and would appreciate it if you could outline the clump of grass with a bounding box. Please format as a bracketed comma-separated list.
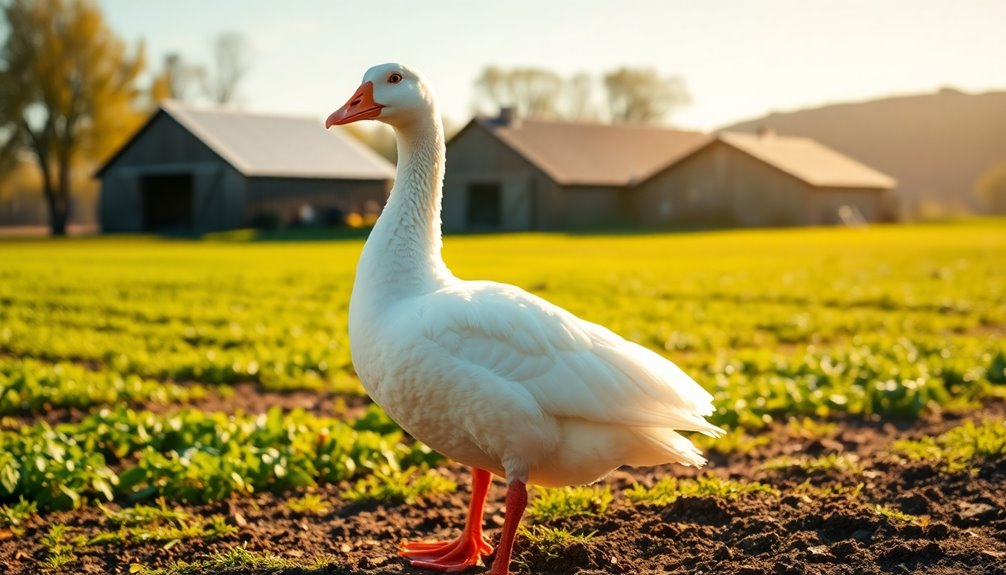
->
[875, 504, 929, 527]
[100, 498, 188, 527]
[130, 545, 300, 575]
[785, 417, 838, 439]
[528, 485, 612, 522]
[343, 468, 456, 505]
[515, 525, 595, 565]
[625, 475, 778, 506]
[894, 419, 1006, 472]
[792, 480, 864, 499]
[41, 523, 77, 571]
[759, 453, 863, 474]
[286, 492, 331, 515]
[91, 501, 236, 549]
[693, 426, 771, 455]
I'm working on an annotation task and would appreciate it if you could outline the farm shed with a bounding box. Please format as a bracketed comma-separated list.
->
[634, 130, 898, 227]
[443, 112, 896, 231]
[97, 102, 395, 233]
[442, 113, 710, 231]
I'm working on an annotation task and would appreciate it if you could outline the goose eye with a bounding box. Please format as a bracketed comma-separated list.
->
[388, 73, 403, 84]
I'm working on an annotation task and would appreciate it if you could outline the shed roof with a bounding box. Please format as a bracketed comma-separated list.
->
[718, 131, 896, 189]
[98, 101, 395, 180]
[476, 118, 712, 186]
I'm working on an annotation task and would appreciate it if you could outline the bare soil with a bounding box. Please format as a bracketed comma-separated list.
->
[2, 392, 1004, 575]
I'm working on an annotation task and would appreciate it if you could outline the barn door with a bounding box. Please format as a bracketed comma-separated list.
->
[466, 183, 502, 230]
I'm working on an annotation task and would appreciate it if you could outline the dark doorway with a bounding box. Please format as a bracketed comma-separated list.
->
[466, 183, 501, 230]
[141, 174, 194, 232]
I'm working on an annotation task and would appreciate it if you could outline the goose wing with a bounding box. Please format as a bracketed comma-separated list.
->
[413, 280, 723, 437]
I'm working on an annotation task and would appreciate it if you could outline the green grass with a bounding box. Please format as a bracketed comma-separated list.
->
[874, 504, 927, 526]
[759, 453, 864, 474]
[89, 499, 236, 549]
[792, 480, 864, 499]
[342, 468, 456, 505]
[894, 419, 1006, 472]
[129, 546, 305, 575]
[527, 485, 612, 522]
[624, 475, 778, 506]
[515, 525, 595, 567]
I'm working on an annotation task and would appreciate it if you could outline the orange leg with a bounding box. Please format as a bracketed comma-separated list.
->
[489, 479, 527, 575]
[400, 468, 494, 572]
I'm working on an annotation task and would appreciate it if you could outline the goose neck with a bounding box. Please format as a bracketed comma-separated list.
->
[360, 116, 451, 295]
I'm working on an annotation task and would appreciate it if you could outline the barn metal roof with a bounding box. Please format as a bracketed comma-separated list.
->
[98, 101, 395, 180]
[467, 116, 894, 190]
[476, 118, 712, 186]
[718, 131, 896, 189]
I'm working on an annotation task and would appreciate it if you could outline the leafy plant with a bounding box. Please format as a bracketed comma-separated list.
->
[41, 523, 77, 571]
[0, 497, 36, 529]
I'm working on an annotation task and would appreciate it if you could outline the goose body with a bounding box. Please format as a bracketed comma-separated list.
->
[328, 63, 722, 575]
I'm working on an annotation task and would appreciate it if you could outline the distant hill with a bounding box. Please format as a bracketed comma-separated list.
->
[721, 89, 1006, 214]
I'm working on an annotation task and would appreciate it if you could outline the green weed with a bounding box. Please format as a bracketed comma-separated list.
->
[625, 475, 778, 506]
[41, 523, 77, 572]
[760, 453, 863, 474]
[343, 467, 456, 505]
[792, 480, 864, 499]
[0, 497, 36, 531]
[90, 500, 236, 548]
[129, 545, 300, 575]
[286, 492, 331, 515]
[894, 419, 1006, 472]
[515, 525, 595, 567]
[528, 485, 612, 522]
[874, 504, 928, 526]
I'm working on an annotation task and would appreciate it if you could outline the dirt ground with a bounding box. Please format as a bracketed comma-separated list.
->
[2, 391, 1004, 575]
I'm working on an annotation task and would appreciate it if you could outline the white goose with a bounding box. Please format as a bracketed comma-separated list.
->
[326, 63, 723, 575]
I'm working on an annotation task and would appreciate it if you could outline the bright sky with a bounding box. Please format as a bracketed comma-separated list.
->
[100, 0, 1006, 131]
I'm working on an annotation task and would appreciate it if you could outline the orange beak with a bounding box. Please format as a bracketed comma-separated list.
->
[326, 81, 383, 128]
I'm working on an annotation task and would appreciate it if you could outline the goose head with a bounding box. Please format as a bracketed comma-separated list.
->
[326, 63, 436, 130]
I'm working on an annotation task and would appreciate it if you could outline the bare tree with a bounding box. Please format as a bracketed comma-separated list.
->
[603, 67, 690, 124]
[565, 72, 598, 121]
[474, 66, 564, 119]
[202, 32, 249, 105]
[150, 53, 204, 103]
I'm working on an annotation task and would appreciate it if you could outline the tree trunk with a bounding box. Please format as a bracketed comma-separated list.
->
[49, 155, 72, 237]
[46, 191, 69, 236]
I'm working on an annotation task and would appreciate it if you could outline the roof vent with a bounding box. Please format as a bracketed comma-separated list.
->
[756, 125, 776, 139]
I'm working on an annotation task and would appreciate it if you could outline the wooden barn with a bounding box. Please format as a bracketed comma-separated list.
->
[97, 102, 395, 233]
[443, 112, 896, 231]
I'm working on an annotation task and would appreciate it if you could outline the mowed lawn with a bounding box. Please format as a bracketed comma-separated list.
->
[0, 220, 1004, 574]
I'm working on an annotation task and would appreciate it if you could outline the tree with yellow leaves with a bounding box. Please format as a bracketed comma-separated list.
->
[0, 0, 145, 235]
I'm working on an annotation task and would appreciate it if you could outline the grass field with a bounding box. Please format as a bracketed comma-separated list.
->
[1, 220, 1004, 574]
